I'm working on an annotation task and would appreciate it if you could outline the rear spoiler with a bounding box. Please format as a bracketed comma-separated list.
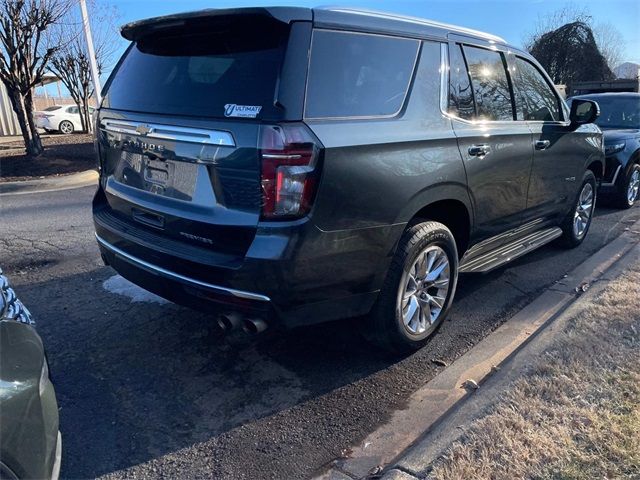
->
[121, 7, 313, 41]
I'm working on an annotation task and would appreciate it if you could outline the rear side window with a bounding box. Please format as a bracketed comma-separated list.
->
[102, 17, 289, 119]
[448, 44, 474, 120]
[305, 30, 419, 119]
[513, 57, 561, 121]
[462, 45, 514, 121]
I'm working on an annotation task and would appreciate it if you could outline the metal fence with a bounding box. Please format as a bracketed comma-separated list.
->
[0, 83, 21, 136]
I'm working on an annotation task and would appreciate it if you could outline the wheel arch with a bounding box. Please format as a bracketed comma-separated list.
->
[395, 185, 473, 259]
[584, 153, 605, 181]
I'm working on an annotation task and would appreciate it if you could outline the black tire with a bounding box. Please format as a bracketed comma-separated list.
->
[613, 163, 640, 209]
[559, 170, 597, 248]
[59, 120, 74, 135]
[367, 221, 459, 354]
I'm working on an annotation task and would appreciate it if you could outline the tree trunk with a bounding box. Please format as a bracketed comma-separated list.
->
[23, 91, 44, 155]
[80, 92, 92, 134]
[6, 87, 43, 157]
[77, 102, 87, 132]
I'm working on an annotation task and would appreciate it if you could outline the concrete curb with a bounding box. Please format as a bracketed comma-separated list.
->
[386, 242, 640, 479]
[317, 218, 640, 480]
[0, 169, 98, 196]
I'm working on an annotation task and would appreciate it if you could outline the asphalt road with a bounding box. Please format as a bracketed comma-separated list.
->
[2, 185, 639, 479]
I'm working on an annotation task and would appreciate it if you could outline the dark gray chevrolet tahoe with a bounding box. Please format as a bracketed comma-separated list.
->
[93, 7, 604, 352]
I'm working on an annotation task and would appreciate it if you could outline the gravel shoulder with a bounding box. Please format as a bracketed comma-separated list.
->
[0, 134, 96, 182]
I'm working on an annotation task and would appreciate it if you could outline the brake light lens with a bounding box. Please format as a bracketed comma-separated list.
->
[260, 124, 321, 219]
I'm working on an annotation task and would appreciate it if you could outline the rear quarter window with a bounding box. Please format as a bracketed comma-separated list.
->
[305, 30, 420, 119]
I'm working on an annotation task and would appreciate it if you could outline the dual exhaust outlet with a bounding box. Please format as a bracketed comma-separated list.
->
[217, 312, 268, 335]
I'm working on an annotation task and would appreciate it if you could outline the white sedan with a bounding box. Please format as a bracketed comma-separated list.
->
[34, 105, 95, 134]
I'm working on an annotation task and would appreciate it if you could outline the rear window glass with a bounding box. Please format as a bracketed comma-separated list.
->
[305, 30, 419, 119]
[44, 106, 62, 111]
[462, 45, 514, 121]
[102, 17, 289, 119]
[448, 44, 475, 120]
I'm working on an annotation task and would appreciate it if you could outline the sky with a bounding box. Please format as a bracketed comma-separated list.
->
[40, 0, 640, 96]
[110, 0, 640, 61]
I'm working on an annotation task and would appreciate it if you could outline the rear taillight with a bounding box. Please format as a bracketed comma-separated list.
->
[260, 124, 322, 219]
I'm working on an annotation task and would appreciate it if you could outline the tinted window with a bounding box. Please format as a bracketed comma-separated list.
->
[305, 30, 419, 118]
[448, 44, 474, 119]
[103, 18, 289, 119]
[44, 106, 62, 112]
[514, 57, 561, 121]
[462, 46, 514, 121]
[577, 95, 640, 129]
[67, 106, 79, 114]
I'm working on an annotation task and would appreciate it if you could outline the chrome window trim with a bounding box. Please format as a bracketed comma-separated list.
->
[439, 42, 449, 115]
[303, 28, 421, 122]
[101, 119, 236, 147]
[95, 234, 271, 302]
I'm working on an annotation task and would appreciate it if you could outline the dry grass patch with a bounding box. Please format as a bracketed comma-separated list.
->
[428, 265, 640, 480]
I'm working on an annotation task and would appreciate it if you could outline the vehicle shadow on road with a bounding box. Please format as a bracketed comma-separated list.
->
[19, 266, 404, 478]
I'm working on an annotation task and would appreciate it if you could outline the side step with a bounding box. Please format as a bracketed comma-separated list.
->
[460, 227, 562, 273]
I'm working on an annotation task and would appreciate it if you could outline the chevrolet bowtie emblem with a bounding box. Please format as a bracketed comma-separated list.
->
[136, 124, 153, 136]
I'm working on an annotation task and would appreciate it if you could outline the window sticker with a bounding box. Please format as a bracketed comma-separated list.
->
[224, 104, 262, 118]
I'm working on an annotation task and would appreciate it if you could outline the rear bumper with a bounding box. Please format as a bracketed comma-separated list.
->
[96, 233, 272, 313]
[94, 206, 401, 327]
[35, 117, 54, 130]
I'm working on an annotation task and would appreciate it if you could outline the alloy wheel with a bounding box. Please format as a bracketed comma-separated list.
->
[60, 121, 73, 134]
[399, 245, 450, 335]
[573, 182, 594, 238]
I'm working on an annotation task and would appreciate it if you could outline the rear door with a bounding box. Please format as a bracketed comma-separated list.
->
[95, 13, 310, 258]
[448, 42, 533, 243]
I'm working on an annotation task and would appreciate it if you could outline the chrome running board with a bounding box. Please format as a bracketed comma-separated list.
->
[460, 227, 562, 273]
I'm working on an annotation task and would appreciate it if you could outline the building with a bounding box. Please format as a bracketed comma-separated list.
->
[569, 78, 640, 97]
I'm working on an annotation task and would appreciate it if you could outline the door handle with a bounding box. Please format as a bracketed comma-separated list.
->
[468, 144, 491, 157]
[535, 140, 551, 150]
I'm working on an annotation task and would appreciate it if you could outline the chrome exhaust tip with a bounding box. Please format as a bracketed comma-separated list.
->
[217, 312, 243, 332]
[242, 318, 268, 335]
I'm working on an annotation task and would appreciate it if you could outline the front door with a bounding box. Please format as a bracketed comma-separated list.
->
[510, 55, 582, 222]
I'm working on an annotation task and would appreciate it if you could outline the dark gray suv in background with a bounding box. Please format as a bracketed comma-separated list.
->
[93, 7, 603, 352]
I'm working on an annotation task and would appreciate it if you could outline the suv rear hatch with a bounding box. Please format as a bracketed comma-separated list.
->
[95, 9, 313, 270]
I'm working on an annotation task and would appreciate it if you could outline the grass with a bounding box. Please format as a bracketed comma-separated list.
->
[427, 263, 640, 480]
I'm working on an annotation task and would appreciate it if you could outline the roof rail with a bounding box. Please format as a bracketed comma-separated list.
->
[319, 7, 507, 43]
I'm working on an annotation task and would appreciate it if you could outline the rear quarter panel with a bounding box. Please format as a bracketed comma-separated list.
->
[300, 40, 468, 296]
[306, 40, 469, 233]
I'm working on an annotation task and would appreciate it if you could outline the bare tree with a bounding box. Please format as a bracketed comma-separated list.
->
[0, 0, 68, 155]
[48, 0, 119, 133]
[523, 2, 625, 72]
[593, 22, 624, 74]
